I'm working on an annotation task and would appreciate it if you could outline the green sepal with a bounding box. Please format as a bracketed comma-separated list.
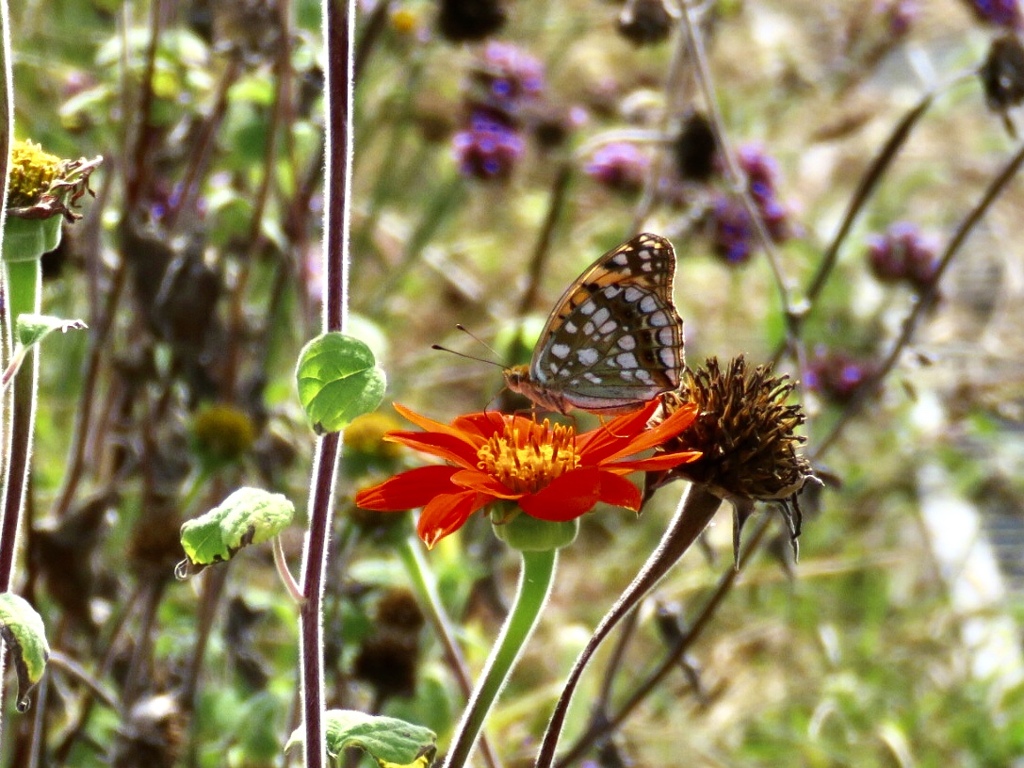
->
[3, 216, 61, 262]
[176, 487, 295, 577]
[295, 332, 387, 434]
[285, 709, 436, 767]
[491, 510, 579, 552]
[0, 592, 50, 712]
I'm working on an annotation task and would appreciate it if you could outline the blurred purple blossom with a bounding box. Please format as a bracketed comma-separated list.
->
[468, 41, 546, 120]
[867, 222, 939, 290]
[584, 142, 650, 192]
[805, 348, 877, 404]
[453, 111, 525, 180]
[709, 195, 755, 265]
[964, 0, 1023, 28]
[875, 0, 918, 37]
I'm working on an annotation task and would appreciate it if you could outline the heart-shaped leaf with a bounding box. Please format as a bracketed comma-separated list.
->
[177, 487, 295, 577]
[296, 333, 386, 434]
[286, 709, 436, 767]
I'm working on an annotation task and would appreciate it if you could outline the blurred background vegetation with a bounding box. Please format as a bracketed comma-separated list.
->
[4, 0, 1024, 766]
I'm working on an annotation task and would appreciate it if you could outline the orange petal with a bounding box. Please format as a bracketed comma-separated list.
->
[386, 430, 479, 469]
[607, 449, 703, 473]
[576, 400, 659, 461]
[519, 466, 602, 521]
[596, 470, 642, 511]
[453, 410, 513, 441]
[392, 403, 485, 448]
[355, 465, 459, 510]
[449, 469, 521, 500]
[600, 403, 699, 462]
[417, 489, 489, 548]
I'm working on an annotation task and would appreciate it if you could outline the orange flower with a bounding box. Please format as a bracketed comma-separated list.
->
[355, 399, 701, 548]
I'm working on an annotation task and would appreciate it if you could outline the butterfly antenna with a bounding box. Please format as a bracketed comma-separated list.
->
[455, 324, 509, 365]
[430, 344, 505, 369]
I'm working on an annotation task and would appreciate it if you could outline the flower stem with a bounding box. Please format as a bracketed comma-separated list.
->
[297, 1, 354, 766]
[397, 537, 501, 768]
[443, 548, 558, 768]
[534, 484, 723, 768]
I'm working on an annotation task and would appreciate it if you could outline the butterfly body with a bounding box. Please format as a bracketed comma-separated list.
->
[504, 233, 684, 415]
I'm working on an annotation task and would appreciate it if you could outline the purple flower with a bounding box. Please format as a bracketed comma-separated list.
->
[874, 0, 918, 37]
[452, 112, 525, 180]
[709, 196, 755, 265]
[468, 42, 546, 121]
[866, 222, 938, 290]
[584, 142, 650, 192]
[737, 144, 780, 203]
[965, 0, 1022, 28]
[805, 348, 877, 404]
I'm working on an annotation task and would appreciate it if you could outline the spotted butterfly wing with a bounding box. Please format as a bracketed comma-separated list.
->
[504, 233, 684, 414]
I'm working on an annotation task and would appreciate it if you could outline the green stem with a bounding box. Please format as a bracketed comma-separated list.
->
[397, 537, 501, 768]
[442, 548, 557, 768]
[0, 258, 41, 590]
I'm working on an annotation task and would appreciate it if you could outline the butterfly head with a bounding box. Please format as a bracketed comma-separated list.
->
[503, 364, 574, 414]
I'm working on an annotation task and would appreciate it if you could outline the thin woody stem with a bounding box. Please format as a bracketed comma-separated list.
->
[535, 484, 723, 768]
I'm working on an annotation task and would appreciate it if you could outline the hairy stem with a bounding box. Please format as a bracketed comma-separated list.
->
[534, 484, 723, 768]
[297, 1, 353, 766]
[443, 548, 557, 768]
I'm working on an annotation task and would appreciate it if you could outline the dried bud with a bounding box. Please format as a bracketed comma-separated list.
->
[438, 0, 507, 43]
[618, 0, 677, 46]
[981, 33, 1024, 133]
[674, 112, 717, 183]
[375, 588, 426, 634]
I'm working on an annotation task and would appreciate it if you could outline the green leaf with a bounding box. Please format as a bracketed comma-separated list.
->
[0, 593, 50, 712]
[177, 487, 295, 577]
[285, 710, 436, 767]
[16, 313, 88, 348]
[296, 333, 386, 434]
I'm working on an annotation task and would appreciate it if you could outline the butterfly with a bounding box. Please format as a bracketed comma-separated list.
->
[504, 233, 684, 415]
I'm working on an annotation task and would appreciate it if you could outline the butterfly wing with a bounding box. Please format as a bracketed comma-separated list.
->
[529, 233, 684, 412]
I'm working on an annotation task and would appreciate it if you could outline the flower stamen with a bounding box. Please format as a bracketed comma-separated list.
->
[477, 419, 580, 494]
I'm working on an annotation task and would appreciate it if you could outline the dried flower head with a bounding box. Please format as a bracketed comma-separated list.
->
[345, 412, 405, 460]
[190, 403, 257, 466]
[437, 0, 507, 43]
[375, 588, 425, 634]
[981, 33, 1024, 136]
[674, 111, 717, 183]
[648, 357, 814, 559]
[617, 0, 677, 46]
[7, 139, 101, 221]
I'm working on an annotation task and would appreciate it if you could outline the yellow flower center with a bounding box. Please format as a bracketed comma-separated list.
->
[8, 139, 62, 208]
[476, 419, 580, 494]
